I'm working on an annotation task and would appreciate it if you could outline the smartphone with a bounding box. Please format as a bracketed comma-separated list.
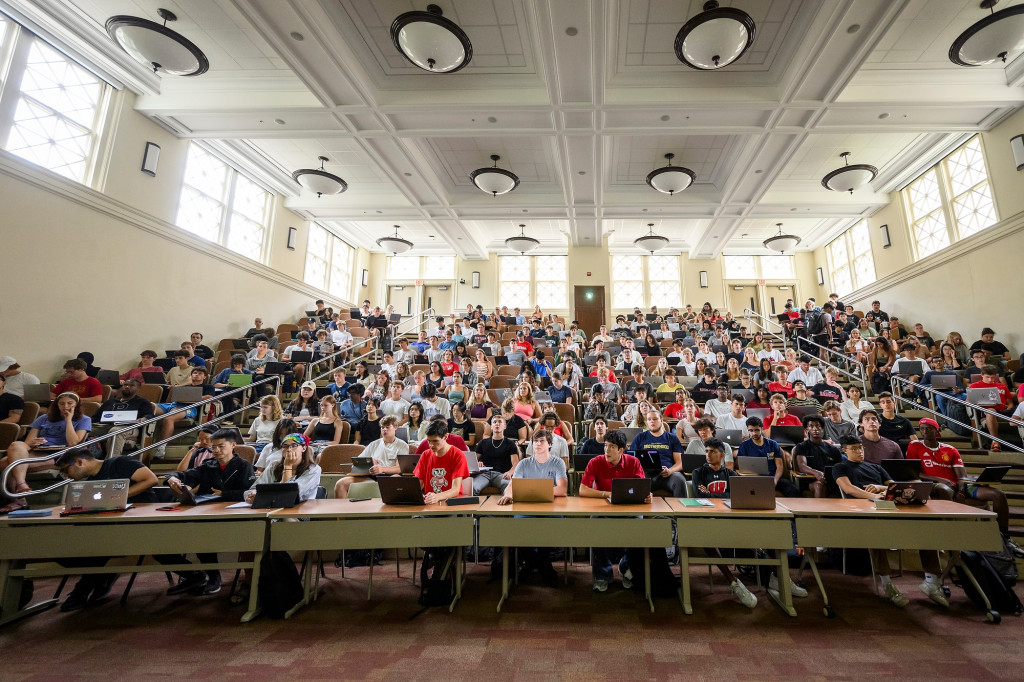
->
[348, 497, 371, 502]
[157, 506, 180, 511]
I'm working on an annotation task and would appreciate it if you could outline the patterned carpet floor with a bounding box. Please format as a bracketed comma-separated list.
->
[2, 557, 1022, 682]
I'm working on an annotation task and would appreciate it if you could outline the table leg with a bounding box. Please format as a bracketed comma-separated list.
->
[0, 559, 59, 627]
[448, 545, 463, 613]
[770, 553, 797, 617]
[367, 557, 374, 601]
[804, 552, 833, 617]
[497, 546, 510, 613]
[644, 547, 654, 613]
[678, 547, 693, 615]
[240, 551, 263, 623]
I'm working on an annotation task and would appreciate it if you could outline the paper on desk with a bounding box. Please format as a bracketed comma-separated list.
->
[226, 502, 251, 508]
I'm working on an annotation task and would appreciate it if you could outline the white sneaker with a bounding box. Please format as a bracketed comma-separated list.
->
[731, 579, 757, 609]
[593, 579, 609, 593]
[885, 582, 909, 608]
[621, 568, 633, 590]
[768, 573, 808, 598]
[919, 580, 949, 607]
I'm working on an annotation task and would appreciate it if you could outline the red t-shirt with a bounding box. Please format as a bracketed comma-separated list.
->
[55, 376, 103, 399]
[515, 340, 533, 353]
[413, 446, 470, 496]
[441, 362, 459, 376]
[766, 382, 795, 398]
[968, 380, 1009, 411]
[906, 440, 963, 485]
[415, 434, 468, 455]
[663, 402, 685, 419]
[764, 413, 801, 432]
[580, 453, 645, 492]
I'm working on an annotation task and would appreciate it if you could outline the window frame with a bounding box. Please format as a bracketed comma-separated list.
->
[610, 253, 682, 310]
[497, 254, 569, 310]
[720, 254, 794, 281]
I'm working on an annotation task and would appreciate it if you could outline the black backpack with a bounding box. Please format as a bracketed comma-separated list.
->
[953, 545, 1023, 617]
[257, 551, 305, 619]
[625, 547, 677, 598]
[807, 310, 827, 336]
[417, 547, 456, 609]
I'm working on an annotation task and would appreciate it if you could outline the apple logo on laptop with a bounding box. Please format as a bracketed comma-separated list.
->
[627, 488, 634, 495]
[93, 492, 103, 500]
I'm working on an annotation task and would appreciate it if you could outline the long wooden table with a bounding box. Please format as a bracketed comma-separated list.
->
[475, 496, 674, 613]
[780, 498, 1003, 616]
[664, 498, 797, 616]
[268, 498, 479, 616]
[0, 503, 268, 625]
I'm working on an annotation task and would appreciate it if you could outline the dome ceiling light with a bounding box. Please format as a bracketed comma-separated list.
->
[505, 224, 539, 253]
[106, 8, 209, 76]
[377, 225, 414, 255]
[645, 153, 696, 195]
[634, 223, 669, 253]
[470, 154, 520, 196]
[821, 151, 878, 194]
[390, 4, 473, 73]
[292, 156, 348, 197]
[763, 223, 800, 253]
[949, 0, 1024, 67]
[674, 1, 756, 70]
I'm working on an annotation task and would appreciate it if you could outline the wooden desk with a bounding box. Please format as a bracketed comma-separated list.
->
[0, 503, 269, 625]
[779, 498, 1002, 617]
[663, 498, 797, 616]
[475, 496, 674, 613]
[268, 499, 479, 615]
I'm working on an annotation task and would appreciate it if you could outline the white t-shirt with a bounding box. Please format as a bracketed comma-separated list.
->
[3, 371, 40, 397]
[757, 349, 783, 363]
[363, 438, 408, 468]
[715, 413, 748, 432]
[248, 417, 280, 443]
[703, 399, 732, 420]
[381, 398, 410, 419]
[330, 330, 352, 347]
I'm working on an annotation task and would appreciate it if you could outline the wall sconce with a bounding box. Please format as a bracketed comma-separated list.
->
[141, 142, 160, 176]
[286, 226, 297, 251]
[472, 271, 480, 289]
[1012, 134, 1024, 171]
[699, 271, 708, 288]
[880, 224, 891, 249]
[816, 267, 824, 285]
[361, 269, 369, 287]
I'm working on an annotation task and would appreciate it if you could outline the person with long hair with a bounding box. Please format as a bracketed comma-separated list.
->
[426, 361, 445, 389]
[846, 328, 870, 366]
[944, 332, 969, 365]
[247, 395, 284, 452]
[254, 418, 299, 476]
[723, 357, 741, 382]
[473, 349, 494, 386]
[447, 401, 475, 445]
[513, 380, 542, 428]
[740, 347, 759, 372]
[441, 350, 459, 377]
[747, 385, 772, 410]
[405, 402, 426, 439]
[939, 342, 965, 371]
[466, 383, 495, 420]
[369, 370, 390, 403]
[304, 395, 344, 451]
[283, 383, 318, 425]
[444, 371, 468, 403]
[754, 358, 776, 385]
[869, 335, 895, 383]
[351, 361, 374, 389]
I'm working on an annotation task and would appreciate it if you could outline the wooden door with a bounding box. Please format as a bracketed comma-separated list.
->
[573, 286, 605, 335]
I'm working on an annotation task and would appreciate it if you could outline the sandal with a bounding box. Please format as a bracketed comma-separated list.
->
[229, 583, 250, 605]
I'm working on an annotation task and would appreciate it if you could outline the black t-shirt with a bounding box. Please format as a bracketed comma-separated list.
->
[503, 414, 527, 440]
[90, 457, 156, 503]
[476, 437, 518, 471]
[833, 459, 887, 490]
[447, 418, 474, 443]
[970, 340, 1009, 357]
[811, 382, 843, 402]
[356, 417, 381, 445]
[98, 395, 155, 420]
[579, 437, 606, 455]
[793, 439, 843, 471]
[0, 392, 25, 420]
[691, 463, 738, 498]
[193, 344, 215, 360]
[878, 414, 914, 441]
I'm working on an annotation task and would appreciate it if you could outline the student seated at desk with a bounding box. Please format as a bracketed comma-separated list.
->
[165, 429, 255, 596]
[254, 418, 299, 476]
[832, 436, 948, 608]
[414, 420, 469, 504]
[738, 416, 799, 497]
[247, 395, 283, 453]
[151, 366, 214, 460]
[472, 414, 519, 495]
[793, 415, 842, 498]
[689, 438, 758, 609]
[177, 424, 218, 472]
[246, 433, 321, 503]
[496, 429, 568, 585]
[94, 377, 155, 458]
[628, 409, 687, 498]
[335, 415, 407, 498]
[52, 449, 211, 611]
[579, 429, 651, 592]
[684, 419, 734, 469]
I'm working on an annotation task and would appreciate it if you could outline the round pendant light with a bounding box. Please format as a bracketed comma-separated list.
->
[949, 0, 1024, 67]
[645, 153, 696, 195]
[505, 224, 539, 253]
[390, 4, 473, 73]
[674, 1, 756, 70]
[821, 152, 878, 194]
[470, 155, 520, 196]
[634, 223, 669, 253]
[106, 8, 209, 76]
[377, 225, 414, 255]
[763, 223, 800, 253]
[292, 156, 348, 197]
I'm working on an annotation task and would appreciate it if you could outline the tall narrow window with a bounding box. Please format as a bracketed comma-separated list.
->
[611, 255, 643, 308]
[906, 169, 949, 259]
[648, 255, 680, 308]
[226, 175, 269, 261]
[535, 255, 567, 308]
[329, 239, 353, 300]
[945, 137, 996, 238]
[499, 255, 532, 309]
[849, 221, 875, 289]
[826, 234, 853, 296]
[304, 225, 328, 290]
[722, 255, 757, 279]
[423, 255, 455, 279]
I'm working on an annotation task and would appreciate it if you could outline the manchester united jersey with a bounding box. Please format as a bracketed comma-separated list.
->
[906, 440, 963, 485]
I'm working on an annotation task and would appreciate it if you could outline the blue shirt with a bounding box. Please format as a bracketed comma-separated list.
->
[186, 355, 207, 368]
[628, 430, 683, 470]
[530, 359, 550, 378]
[411, 341, 429, 354]
[547, 384, 572, 403]
[339, 398, 365, 424]
[31, 415, 92, 446]
[737, 437, 784, 476]
[327, 381, 352, 401]
[439, 341, 457, 351]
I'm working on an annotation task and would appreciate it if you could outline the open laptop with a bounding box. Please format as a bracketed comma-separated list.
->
[966, 387, 1002, 406]
[262, 362, 291, 375]
[677, 376, 700, 389]
[963, 465, 1012, 484]
[350, 456, 374, 475]
[178, 486, 221, 506]
[168, 385, 204, 403]
[883, 481, 934, 505]
[534, 390, 552, 403]
[682, 453, 708, 475]
[100, 409, 138, 424]
[232, 339, 251, 350]
[227, 373, 253, 387]
[769, 425, 805, 447]
[607, 478, 651, 505]
[96, 369, 120, 386]
[718, 429, 744, 448]
[895, 360, 926, 376]
[493, 388, 513, 403]
[616, 427, 642, 443]
[788, 405, 820, 421]
[289, 351, 313, 363]
[378, 476, 426, 505]
[737, 455, 770, 476]
[465, 451, 491, 473]
[397, 453, 420, 475]
[63, 479, 131, 515]
[724, 476, 776, 509]
[141, 371, 165, 384]
[632, 450, 663, 476]
[731, 388, 755, 403]
[511, 477, 554, 503]
[250, 483, 300, 509]
[24, 383, 54, 402]
[929, 374, 958, 390]
[746, 407, 771, 421]
[572, 453, 598, 472]
[305, 310, 318, 318]
[880, 458, 922, 482]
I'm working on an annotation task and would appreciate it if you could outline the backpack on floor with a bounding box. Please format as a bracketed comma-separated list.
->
[942, 399, 971, 437]
[625, 547, 677, 599]
[953, 549, 1023, 617]
[417, 547, 456, 608]
[257, 550, 304, 619]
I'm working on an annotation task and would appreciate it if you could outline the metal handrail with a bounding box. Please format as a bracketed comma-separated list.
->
[1, 375, 283, 499]
[794, 334, 868, 386]
[310, 339, 381, 383]
[394, 307, 435, 338]
[889, 375, 1023, 453]
[743, 308, 786, 351]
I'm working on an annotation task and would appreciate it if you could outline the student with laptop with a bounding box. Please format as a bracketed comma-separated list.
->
[737, 416, 799, 497]
[471, 414, 519, 495]
[52, 358, 103, 403]
[714, 393, 749, 434]
[211, 354, 253, 412]
[579, 429, 650, 592]
[832, 436, 948, 607]
[688, 438, 758, 609]
[685, 419, 735, 469]
[702, 383, 732, 422]
[120, 350, 165, 385]
[793, 415, 843, 498]
[628, 409, 688, 498]
[968, 364, 1015, 451]
[907, 419, 1024, 557]
[0, 392, 92, 514]
[821, 400, 858, 445]
[413, 420, 470, 504]
[763, 393, 801, 438]
[786, 381, 819, 410]
[92, 377, 155, 457]
[51, 448, 211, 611]
[875, 392, 915, 444]
[246, 433, 322, 503]
[858, 409, 904, 464]
[166, 350, 194, 387]
[150, 366, 214, 460]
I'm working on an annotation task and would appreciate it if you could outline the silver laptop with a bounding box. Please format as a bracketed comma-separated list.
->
[746, 407, 771, 421]
[100, 410, 138, 424]
[718, 429, 744, 447]
[737, 455, 770, 476]
[929, 374, 957, 389]
[168, 385, 204, 403]
[465, 451, 491, 473]
[24, 383, 54, 402]
[63, 479, 131, 514]
[511, 477, 554, 502]
[966, 387, 1002, 406]
[677, 376, 700, 389]
[534, 390, 552, 404]
[724, 476, 776, 509]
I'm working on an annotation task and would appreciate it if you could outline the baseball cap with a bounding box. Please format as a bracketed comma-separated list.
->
[300, 380, 317, 390]
[918, 417, 940, 430]
[0, 356, 16, 372]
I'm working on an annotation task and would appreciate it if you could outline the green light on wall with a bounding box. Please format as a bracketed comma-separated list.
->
[585, 291, 594, 300]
